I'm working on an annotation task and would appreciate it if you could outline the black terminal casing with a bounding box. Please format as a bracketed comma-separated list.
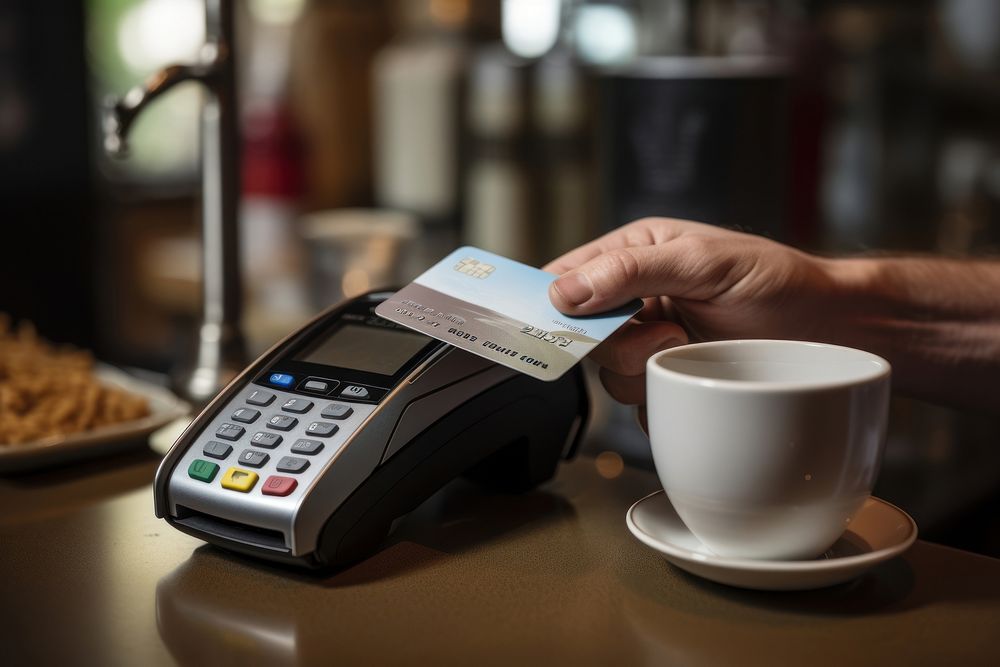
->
[154, 290, 588, 569]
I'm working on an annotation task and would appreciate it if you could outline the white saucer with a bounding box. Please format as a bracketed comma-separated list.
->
[626, 491, 918, 591]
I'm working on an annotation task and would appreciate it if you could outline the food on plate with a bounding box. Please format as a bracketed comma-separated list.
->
[0, 316, 150, 445]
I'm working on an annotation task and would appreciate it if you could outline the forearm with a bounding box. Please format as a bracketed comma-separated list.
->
[827, 257, 1000, 411]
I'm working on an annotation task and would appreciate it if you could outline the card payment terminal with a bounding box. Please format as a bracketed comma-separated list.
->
[154, 291, 588, 568]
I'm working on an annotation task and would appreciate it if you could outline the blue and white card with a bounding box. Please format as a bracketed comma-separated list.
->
[375, 247, 641, 381]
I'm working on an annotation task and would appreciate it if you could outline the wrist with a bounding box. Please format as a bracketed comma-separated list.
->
[810, 256, 898, 351]
[813, 255, 1000, 410]
[823, 256, 890, 303]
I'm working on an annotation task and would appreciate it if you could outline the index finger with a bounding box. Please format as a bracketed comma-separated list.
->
[543, 235, 621, 275]
[542, 217, 705, 275]
[542, 220, 658, 274]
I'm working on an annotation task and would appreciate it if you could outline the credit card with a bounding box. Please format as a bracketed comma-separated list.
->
[375, 246, 641, 381]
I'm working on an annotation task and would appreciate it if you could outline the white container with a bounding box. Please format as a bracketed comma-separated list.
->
[646, 340, 891, 560]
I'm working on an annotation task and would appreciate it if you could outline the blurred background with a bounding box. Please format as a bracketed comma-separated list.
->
[1, 0, 999, 555]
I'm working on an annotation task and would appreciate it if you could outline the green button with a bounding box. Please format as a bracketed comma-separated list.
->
[188, 459, 220, 483]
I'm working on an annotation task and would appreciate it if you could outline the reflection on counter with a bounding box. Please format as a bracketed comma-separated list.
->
[156, 478, 579, 665]
[158, 561, 301, 666]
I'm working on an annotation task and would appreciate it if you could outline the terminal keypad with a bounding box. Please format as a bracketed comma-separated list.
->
[174, 388, 374, 502]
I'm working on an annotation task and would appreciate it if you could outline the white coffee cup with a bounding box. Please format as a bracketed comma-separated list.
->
[646, 340, 891, 560]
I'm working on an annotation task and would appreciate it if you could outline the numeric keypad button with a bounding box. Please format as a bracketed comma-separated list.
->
[238, 450, 270, 468]
[291, 439, 324, 455]
[203, 441, 233, 459]
[281, 398, 314, 414]
[267, 415, 298, 431]
[321, 403, 353, 420]
[215, 423, 245, 441]
[251, 432, 282, 449]
[306, 421, 338, 438]
[246, 390, 276, 406]
[231, 408, 260, 424]
[276, 456, 310, 474]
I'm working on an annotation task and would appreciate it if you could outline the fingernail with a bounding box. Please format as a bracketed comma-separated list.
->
[553, 272, 594, 306]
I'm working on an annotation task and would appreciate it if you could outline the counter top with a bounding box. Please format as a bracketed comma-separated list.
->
[2, 452, 999, 666]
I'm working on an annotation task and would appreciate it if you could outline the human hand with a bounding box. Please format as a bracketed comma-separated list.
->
[545, 218, 845, 407]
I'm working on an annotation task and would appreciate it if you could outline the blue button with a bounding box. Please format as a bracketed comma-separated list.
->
[269, 373, 295, 387]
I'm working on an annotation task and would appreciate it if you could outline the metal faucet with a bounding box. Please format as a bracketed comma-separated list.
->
[104, 0, 246, 406]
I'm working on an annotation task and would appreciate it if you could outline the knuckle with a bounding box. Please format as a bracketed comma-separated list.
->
[676, 233, 715, 257]
[598, 248, 642, 289]
[627, 217, 659, 231]
[672, 234, 731, 282]
[630, 217, 678, 241]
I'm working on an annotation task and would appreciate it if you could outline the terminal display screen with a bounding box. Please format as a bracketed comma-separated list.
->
[295, 324, 429, 376]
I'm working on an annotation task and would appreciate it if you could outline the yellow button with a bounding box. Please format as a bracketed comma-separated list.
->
[221, 467, 259, 492]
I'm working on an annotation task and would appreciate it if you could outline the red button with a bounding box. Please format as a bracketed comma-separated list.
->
[261, 475, 298, 496]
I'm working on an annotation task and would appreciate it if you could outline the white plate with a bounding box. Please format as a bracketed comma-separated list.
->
[0, 365, 189, 473]
[626, 490, 918, 591]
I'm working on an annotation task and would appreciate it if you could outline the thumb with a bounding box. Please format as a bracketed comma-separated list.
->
[549, 242, 737, 315]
